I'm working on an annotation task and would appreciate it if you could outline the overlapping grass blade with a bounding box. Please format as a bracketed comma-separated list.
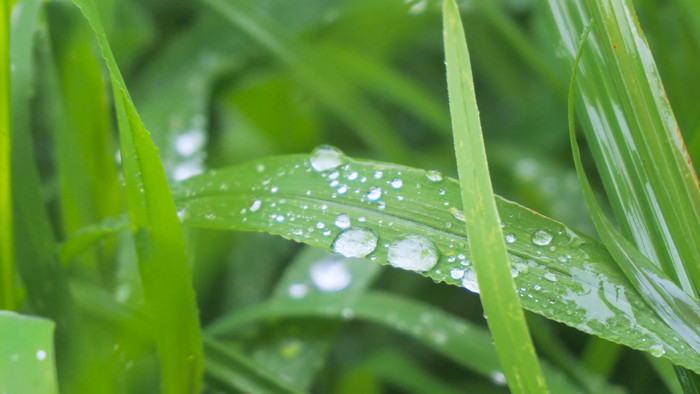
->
[542, 0, 700, 296]
[0, 0, 13, 311]
[0, 312, 58, 393]
[443, 0, 547, 391]
[70, 0, 203, 391]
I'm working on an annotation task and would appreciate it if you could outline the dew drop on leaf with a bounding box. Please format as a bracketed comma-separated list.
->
[531, 229, 553, 246]
[334, 214, 351, 229]
[366, 187, 383, 202]
[387, 235, 440, 272]
[490, 371, 506, 386]
[461, 270, 479, 293]
[174, 128, 206, 157]
[543, 272, 558, 282]
[505, 233, 516, 244]
[249, 200, 262, 212]
[649, 344, 665, 357]
[332, 227, 378, 258]
[288, 283, 308, 299]
[310, 145, 345, 172]
[426, 169, 444, 182]
[390, 178, 403, 189]
[450, 268, 465, 280]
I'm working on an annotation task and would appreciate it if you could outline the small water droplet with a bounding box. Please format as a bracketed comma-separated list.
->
[490, 371, 506, 386]
[250, 200, 262, 212]
[462, 270, 479, 293]
[310, 145, 345, 172]
[366, 187, 383, 202]
[36, 350, 47, 361]
[649, 344, 665, 357]
[505, 234, 516, 244]
[450, 268, 465, 279]
[449, 207, 465, 222]
[335, 214, 351, 229]
[332, 227, 378, 258]
[531, 230, 553, 246]
[426, 169, 443, 182]
[390, 178, 403, 189]
[543, 272, 558, 282]
[270, 186, 279, 193]
[172, 160, 204, 181]
[374, 170, 383, 179]
[337, 185, 348, 194]
[387, 235, 440, 272]
[347, 171, 358, 180]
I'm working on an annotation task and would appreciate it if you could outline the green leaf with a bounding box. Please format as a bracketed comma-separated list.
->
[0, 312, 58, 394]
[70, 0, 203, 391]
[443, 0, 547, 392]
[171, 152, 700, 373]
[0, 0, 14, 311]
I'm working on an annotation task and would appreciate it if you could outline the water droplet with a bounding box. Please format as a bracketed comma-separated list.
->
[332, 227, 378, 258]
[310, 145, 345, 172]
[337, 185, 348, 194]
[390, 178, 403, 189]
[543, 272, 558, 282]
[531, 230, 553, 246]
[311, 259, 352, 292]
[335, 214, 351, 229]
[256, 164, 265, 172]
[510, 267, 519, 278]
[366, 187, 382, 202]
[347, 171, 358, 181]
[462, 270, 479, 293]
[449, 207, 465, 222]
[270, 186, 279, 193]
[426, 169, 443, 182]
[288, 283, 308, 299]
[328, 171, 340, 180]
[374, 170, 383, 179]
[408, 0, 427, 14]
[490, 371, 506, 386]
[387, 235, 440, 272]
[505, 234, 516, 244]
[450, 268, 465, 279]
[175, 128, 206, 157]
[649, 344, 665, 357]
[250, 200, 262, 212]
[36, 350, 46, 361]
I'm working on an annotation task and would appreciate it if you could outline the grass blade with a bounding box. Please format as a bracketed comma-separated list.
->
[0, 0, 14, 311]
[171, 152, 700, 372]
[442, 0, 547, 392]
[0, 312, 58, 393]
[70, 0, 203, 391]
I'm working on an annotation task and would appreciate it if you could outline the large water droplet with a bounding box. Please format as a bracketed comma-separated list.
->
[490, 371, 507, 386]
[366, 187, 383, 202]
[249, 200, 262, 212]
[390, 178, 403, 189]
[426, 169, 443, 182]
[387, 235, 440, 272]
[531, 229, 553, 246]
[505, 234, 516, 244]
[332, 227, 378, 258]
[310, 145, 345, 172]
[462, 270, 479, 293]
[310, 259, 352, 292]
[175, 128, 206, 157]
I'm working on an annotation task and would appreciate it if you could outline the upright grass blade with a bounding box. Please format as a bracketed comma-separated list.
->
[442, 0, 547, 392]
[0, 312, 58, 393]
[71, 0, 203, 391]
[0, 0, 14, 311]
[568, 25, 700, 392]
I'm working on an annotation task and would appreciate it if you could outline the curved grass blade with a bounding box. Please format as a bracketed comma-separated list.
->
[207, 291, 590, 393]
[443, 0, 547, 391]
[0, 0, 14, 311]
[568, 21, 700, 366]
[172, 153, 700, 373]
[204, 337, 305, 394]
[0, 312, 58, 394]
[70, 0, 203, 391]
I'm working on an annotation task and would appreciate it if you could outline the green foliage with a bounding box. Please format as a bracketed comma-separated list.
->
[6, 0, 699, 392]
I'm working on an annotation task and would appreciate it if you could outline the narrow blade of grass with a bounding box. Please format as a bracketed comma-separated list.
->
[0, 312, 58, 393]
[0, 0, 14, 311]
[71, 0, 203, 391]
[442, 0, 547, 392]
